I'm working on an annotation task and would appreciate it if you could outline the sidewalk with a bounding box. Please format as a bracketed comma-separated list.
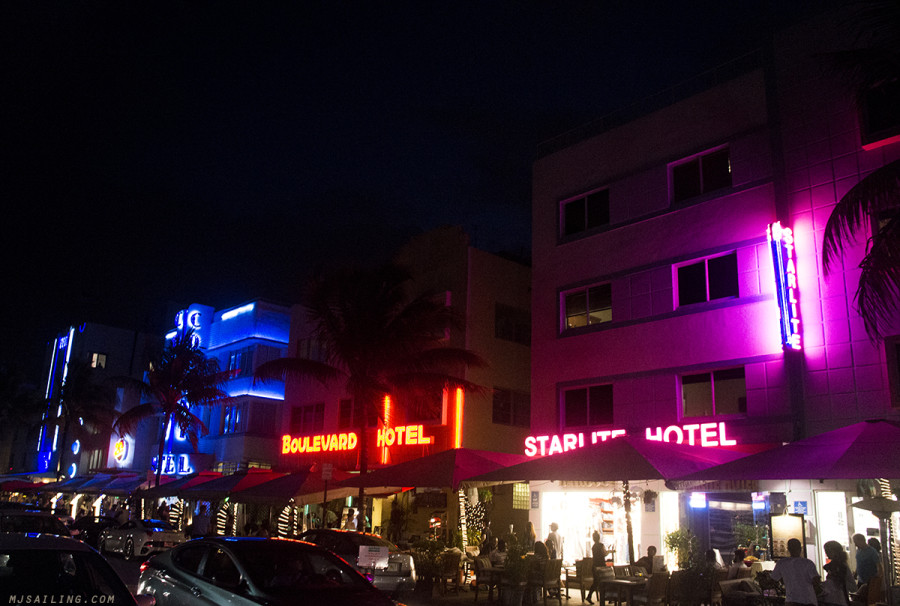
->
[401, 584, 589, 606]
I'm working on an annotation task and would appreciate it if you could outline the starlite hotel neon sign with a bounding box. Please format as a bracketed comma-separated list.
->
[767, 221, 801, 350]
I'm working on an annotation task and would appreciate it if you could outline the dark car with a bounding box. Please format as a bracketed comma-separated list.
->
[0, 533, 154, 605]
[297, 528, 416, 596]
[0, 508, 72, 536]
[138, 537, 397, 606]
[70, 515, 118, 547]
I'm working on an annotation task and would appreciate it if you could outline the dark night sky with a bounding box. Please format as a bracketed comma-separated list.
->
[1, 2, 816, 380]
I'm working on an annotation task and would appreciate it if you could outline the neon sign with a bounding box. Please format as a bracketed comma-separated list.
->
[151, 453, 195, 475]
[113, 439, 128, 462]
[376, 424, 433, 447]
[768, 221, 801, 350]
[282, 432, 358, 454]
[524, 421, 736, 457]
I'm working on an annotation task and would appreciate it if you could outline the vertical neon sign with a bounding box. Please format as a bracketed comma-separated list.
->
[453, 387, 464, 449]
[767, 221, 801, 350]
[381, 395, 392, 464]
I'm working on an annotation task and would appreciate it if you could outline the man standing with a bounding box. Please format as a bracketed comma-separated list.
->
[546, 522, 563, 560]
[771, 538, 819, 606]
[853, 534, 880, 589]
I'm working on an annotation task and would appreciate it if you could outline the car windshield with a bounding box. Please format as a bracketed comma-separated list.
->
[0, 548, 135, 604]
[348, 534, 397, 550]
[0, 514, 69, 536]
[228, 541, 373, 597]
[140, 519, 176, 531]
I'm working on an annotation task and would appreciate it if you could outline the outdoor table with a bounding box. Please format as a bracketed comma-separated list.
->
[603, 577, 648, 606]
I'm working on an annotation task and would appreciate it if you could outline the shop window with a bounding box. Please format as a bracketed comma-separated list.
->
[90, 352, 107, 369]
[562, 188, 610, 236]
[563, 283, 612, 330]
[676, 251, 738, 307]
[861, 78, 900, 149]
[495, 303, 531, 346]
[681, 367, 746, 418]
[493, 388, 530, 427]
[671, 147, 731, 203]
[290, 402, 324, 434]
[563, 384, 613, 428]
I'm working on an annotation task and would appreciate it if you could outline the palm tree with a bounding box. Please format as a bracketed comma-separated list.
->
[256, 263, 485, 531]
[52, 359, 118, 481]
[822, 1, 900, 341]
[114, 332, 229, 487]
[0, 366, 44, 473]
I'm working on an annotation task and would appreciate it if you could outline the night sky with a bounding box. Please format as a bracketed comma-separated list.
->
[1, 2, 816, 380]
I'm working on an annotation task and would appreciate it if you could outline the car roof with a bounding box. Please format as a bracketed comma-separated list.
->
[0, 509, 62, 516]
[0, 533, 93, 551]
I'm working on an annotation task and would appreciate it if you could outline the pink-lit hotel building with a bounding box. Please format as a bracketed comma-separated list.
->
[529, 9, 899, 568]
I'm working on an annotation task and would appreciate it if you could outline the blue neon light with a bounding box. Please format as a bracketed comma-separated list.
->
[221, 303, 255, 321]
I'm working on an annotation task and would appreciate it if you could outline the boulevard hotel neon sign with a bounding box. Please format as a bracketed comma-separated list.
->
[768, 221, 801, 350]
[524, 421, 736, 457]
[282, 424, 434, 454]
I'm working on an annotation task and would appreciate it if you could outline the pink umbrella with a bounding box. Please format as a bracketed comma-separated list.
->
[180, 469, 287, 501]
[468, 435, 746, 483]
[339, 448, 530, 490]
[674, 419, 900, 482]
[231, 465, 358, 506]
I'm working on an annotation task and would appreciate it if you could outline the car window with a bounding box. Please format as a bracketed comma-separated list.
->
[121, 521, 136, 530]
[0, 548, 134, 603]
[233, 542, 371, 596]
[172, 544, 207, 575]
[201, 547, 241, 588]
[0, 514, 69, 536]
[143, 521, 176, 532]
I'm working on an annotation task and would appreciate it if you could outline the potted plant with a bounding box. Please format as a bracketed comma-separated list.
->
[500, 534, 530, 606]
[643, 490, 658, 504]
[664, 528, 698, 570]
[411, 538, 445, 596]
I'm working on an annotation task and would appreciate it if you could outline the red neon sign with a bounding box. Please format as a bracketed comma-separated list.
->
[524, 421, 736, 457]
[282, 432, 358, 454]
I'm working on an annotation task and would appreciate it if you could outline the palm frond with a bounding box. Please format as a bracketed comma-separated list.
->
[113, 402, 159, 436]
[254, 356, 342, 386]
[856, 213, 900, 339]
[823, 159, 900, 271]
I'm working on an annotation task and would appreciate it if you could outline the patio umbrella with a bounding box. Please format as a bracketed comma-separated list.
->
[179, 469, 287, 501]
[100, 474, 147, 496]
[673, 419, 900, 482]
[467, 436, 746, 564]
[0, 480, 47, 493]
[138, 471, 222, 499]
[230, 465, 359, 506]
[338, 447, 530, 491]
[80, 473, 142, 494]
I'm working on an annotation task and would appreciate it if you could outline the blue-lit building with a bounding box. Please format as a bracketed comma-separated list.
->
[108, 300, 291, 477]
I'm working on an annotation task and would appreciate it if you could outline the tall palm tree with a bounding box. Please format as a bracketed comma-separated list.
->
[256, 263, 485, 531]
[0, 366, 44, 473]
[53, 359, 118, 481]
[114, 332, 229, 487]
[822, 1, 900, 341]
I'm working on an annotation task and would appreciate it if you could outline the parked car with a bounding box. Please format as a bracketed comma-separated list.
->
[70, 515, 118, 548]
[297, 528, 416, 596]
[98, 518, 186, 560]
[0, 507, 72, 536]
[0, 533, 154, 605]
[138, 536, 397, 606]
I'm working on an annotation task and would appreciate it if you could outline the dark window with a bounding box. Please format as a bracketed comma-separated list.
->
[677, 252, 738, 307]
[495, 303, 531, 346]
[564, 384, 613, 428]
[861, 78, 900, 146]
[290, 403, 324, 434]
[173, 544, 207, 574]
[227, 348, 252, 378]
[492, 388, 530, 427]
[202, 548, 241, 587]
[564, 283, 612, 330]
[562, 189, 610, 236]
[223, 404, 243, 434]
[682, 368, 746, 418]
[339, 398, 377, 428]
[672, 148, 731, 203]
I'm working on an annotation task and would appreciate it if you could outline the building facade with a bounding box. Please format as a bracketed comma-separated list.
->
[530, 8, 899, 568]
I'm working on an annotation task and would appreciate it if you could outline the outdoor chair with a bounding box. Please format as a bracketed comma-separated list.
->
[631, 572, 670, 606]
[593, 565, 620, 606]
[439, 550, 462, 595]
[614, 565, 633, 578]
[474, 556, 499, 602]
[536, 558, 563, 606]
[565, 558, 594, 601]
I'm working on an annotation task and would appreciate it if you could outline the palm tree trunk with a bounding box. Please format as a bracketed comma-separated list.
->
[357, 420, 368, 532]
[156, 414, 170, 488]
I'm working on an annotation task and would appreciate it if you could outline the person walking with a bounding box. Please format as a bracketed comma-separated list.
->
[770, 538, 819, 606]
[192, 503, 211, 539]
[585, 531, 608, 604]
[546, 522, 563, 560]
[853, 533, 883, 604]
[820, 540, 855, 606]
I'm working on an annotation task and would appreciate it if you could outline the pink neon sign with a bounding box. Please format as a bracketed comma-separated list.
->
[768, 221, 801, 350]
[524, 421, 736, 457]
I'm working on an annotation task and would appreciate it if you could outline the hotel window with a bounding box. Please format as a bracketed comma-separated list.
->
[290, 403, 325, 434]
[861, 78, 900, 148]
[671, 147, 731, 203]
[495, 303, 531, 346]
[227, 347, 253, 378]
[338, 398, 377, 429]
[561, 188, 610, 236]
[564, 283, 612, 330]
[676, 251, 738, 307]
[681, 367, 746, 418]
[563, 384, 613, 428]
[492, 388, 530, 427]
[90, 353, 107, 369]
[223, 404, 244, 434]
